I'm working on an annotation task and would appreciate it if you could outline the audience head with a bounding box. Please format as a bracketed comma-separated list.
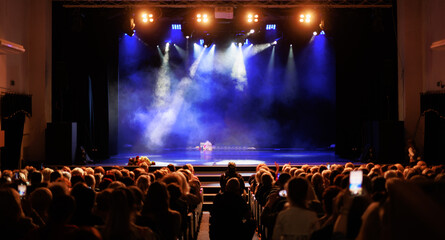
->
[136, 175, 150, 194]
[0, 187, 24, 225]
[144, 181, 170, 213]
[286, 177, 309, 208]
[226, 177, 241, 195]
[30, 187, 53, 216]
[48, 194, 76, 224]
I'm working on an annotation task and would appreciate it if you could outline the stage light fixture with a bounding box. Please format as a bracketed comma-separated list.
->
[313, 31, 318, 36]
[299, 13, 311, 23]
[266, 24, 276, 30]
[247, 13, 260, 23]
[141, 12, 154, 23]
[249, 29, 255, 34]
[196, 13, 209, 24]
[320, 30, 325, 35]
[172, 24, 182, 30]
[123, 16, 136, 36]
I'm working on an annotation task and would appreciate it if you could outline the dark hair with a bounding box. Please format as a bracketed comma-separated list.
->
[143, 181, 170, 214]
[50, 171, 62, 182]
[71, 182, 96, 211]
[322, 186, 341, 215]
[49, 195, 76, 223]
[167, 164, 176, 172]
[277, 173, 291, 188]
[286, 177, 309, 208]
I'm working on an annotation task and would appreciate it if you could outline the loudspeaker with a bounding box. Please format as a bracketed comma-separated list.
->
[421, 93, 445, 164]
[46, 122, 77, 165]
[363, 121, 404, 163]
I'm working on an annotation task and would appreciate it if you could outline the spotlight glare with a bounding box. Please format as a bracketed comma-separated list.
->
[197, 19, 202, 22]
[307, 14, 311, 18]
[149, 14, 153, 18]
[249, 29, 255, 34]
[254, 14, 259, 18]
[313, 31, 318, 36]
[186, 36, 190, 39]
[203, 14, 208, 18]
[248, 19, 253, 23]
[320, 30, 325, 35]
[197, 14, 201, 18]
[142, 18, 148, 23]
[203, 18, 208, 23]
[248, 14, 253, 18]
[254, 19, 259, 22]
[150, 19, 154, 22]
[299, 19, 304, 22]
[305, 19, 310, 23]
[142, 13, 147, 18]
[300, 14, 305, 18]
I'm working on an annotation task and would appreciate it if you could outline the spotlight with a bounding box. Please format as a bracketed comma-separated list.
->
[320, 30, 325, 35]
[313, 31, 318, 36]
[247, 13, 260, 23]
[299, 13, 312, 23]
[141, 12, 154, 23]
[271, 41, 277, 46]
[196, 12, 210, 24]
[249, 29, 255, 34]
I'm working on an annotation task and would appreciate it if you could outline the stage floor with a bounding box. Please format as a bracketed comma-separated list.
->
[97, 148, 357, 167]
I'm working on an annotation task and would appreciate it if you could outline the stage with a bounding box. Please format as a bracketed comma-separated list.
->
[96, 148, 357, 167]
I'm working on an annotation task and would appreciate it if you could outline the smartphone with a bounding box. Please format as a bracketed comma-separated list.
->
[18, 184, 27, 197]
[278, 190, 287, 197]
[327, 163, 331, 170]
[349, 170, 363, 196]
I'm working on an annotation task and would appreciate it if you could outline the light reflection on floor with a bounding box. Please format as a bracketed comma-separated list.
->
[97, 149, 357, 167]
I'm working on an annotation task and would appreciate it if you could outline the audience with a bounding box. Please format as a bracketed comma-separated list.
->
[0, 160, 444, 240]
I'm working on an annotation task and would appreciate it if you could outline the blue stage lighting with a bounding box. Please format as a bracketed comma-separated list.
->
[199, 39, 204, 46]
[171, 24, 182, 30]
[320, 30, 325, 35]
[266, 24, 276, 30]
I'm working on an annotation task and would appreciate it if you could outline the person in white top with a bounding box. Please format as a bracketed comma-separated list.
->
[272, 177, 320, 240]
